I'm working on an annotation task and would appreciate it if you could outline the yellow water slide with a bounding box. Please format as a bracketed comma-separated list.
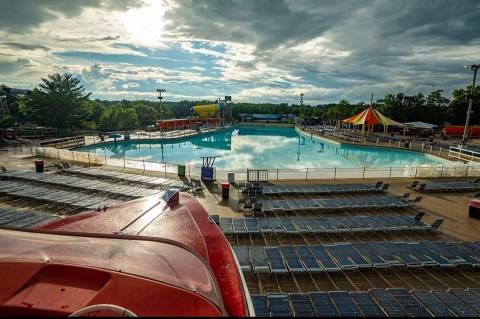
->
[193, 103, 222, 118]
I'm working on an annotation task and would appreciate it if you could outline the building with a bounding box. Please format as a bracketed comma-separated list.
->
[239, 113, 292, 123]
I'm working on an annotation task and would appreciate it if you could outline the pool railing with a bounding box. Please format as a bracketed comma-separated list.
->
[31, 146, 480, 182]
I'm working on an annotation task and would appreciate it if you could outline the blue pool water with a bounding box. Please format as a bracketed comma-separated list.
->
[78, 126, 445, 170]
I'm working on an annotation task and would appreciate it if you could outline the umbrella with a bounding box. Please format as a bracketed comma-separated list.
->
[404, 121, 437, 129]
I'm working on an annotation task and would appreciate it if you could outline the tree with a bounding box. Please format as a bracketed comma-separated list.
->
[0, 115, 15, 128]
[448, 85, 480, 125]
[424, 90, 449, 125]
[133, 102, 159, 127]
[79, 99, 105, 130]
[324, 99, 357, 120]
[20, 73, 91, 129]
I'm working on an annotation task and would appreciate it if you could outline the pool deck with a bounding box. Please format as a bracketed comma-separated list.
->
[1, 145, 478, 241]
[297, 126, 454, 161]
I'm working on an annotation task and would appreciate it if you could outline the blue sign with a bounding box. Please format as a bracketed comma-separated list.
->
[201, 166, 216, 182]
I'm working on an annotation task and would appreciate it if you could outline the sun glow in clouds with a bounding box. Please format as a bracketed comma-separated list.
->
[114, 0, 168, 48]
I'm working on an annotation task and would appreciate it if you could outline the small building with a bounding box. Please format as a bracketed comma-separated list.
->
[239, 113, 288, 123]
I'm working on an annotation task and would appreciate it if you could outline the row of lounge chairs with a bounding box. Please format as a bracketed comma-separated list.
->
[242, 181, 389, 197]
[59, 166, 187, 189]
[1, 171, 162, 198]
[217, 212, 443, 235]
[252, 288, 480, 317]
[322, 129, 362, 142]
[0, 207, 58, 228]
[0, 180, 123, 210]
[409, 180, 480, 193]
[244, 194, 418, 213]
[233, 240, 480, 273]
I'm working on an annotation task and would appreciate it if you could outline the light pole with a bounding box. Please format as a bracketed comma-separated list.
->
[157, 88, 166, 126]
[462, 64, 479, 145]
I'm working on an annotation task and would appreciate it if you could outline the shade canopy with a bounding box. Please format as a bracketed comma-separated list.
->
[405, 121, 437, 129]
[342, 106, 404, 127]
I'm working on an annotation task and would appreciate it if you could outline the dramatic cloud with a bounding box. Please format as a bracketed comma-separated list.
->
[0, 0, 479, 103]
[0, 0, 144, 32]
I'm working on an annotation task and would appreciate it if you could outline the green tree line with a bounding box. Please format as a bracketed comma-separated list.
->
[2, 72, 479, 130]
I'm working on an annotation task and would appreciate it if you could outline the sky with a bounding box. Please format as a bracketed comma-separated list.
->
[0, 0, 479, 104]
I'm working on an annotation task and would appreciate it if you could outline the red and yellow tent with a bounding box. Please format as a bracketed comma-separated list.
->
[342, 106, 403, 137]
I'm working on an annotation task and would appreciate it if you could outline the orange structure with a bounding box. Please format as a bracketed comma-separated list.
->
[443, 125, 480, 138]
[156, 118, 220, 130]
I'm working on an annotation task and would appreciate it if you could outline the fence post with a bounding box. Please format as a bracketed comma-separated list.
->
[306, 168, 309, 180]
[164, 163, 167, 178]
[415, 166, 418, 178]
[421, 143, 425, 151]
[362, 166, 366, 179]
[430, 145, 433, 153]
[376, 138, 379, 145]
[57, 149, 60, 159]
[466, 166, 469, 176]
[398, 140, 401, 147]
[104, 153, 107, 165]
[88, 153, 91, 164]
[142, 159, 145, 174]
[334, 167, 337, 180]
[123, 155, 126, 169]
[72, 151, 75, 162]
[188, 164, 191, 178]
[438, 148, 442, 156]
[440, 164, 444, 177]
[389, 166, 392, 178]
[388, 140, 391, 147]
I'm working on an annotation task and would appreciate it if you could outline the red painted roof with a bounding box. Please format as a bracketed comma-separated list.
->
[1, 191, 251, 316]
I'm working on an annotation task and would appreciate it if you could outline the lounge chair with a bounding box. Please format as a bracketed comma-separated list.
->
[409, 180, 419, 189]
[431, 219, 444, 229]
[414, 211, 426, 221]
[412, 196, 423, 203]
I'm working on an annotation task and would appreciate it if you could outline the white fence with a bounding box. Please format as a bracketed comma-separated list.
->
[448, 146, 480, 162]
[31, 146, 480, 181]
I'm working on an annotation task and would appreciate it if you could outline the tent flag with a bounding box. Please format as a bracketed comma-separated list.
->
[373, 109, 404, 127]
[342, 106, 403, 127]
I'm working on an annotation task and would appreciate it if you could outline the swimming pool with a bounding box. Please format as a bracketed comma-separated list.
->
[78, 126, 446, 170]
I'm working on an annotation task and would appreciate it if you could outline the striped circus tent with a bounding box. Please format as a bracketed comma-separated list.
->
[342, 106, 403, 137]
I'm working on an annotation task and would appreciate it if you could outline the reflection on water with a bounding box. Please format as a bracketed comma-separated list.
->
[78, 126, 445, 170]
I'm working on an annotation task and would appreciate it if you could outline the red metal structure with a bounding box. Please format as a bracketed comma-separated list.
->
[0, 190, 253, 317]
[156, 118, 220, 130]
[443, 125, 480, 138]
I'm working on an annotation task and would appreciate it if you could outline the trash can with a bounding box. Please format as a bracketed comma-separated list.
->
[178, 164, 186, 177]
[201, 166, 216, 182]
[34, 160, 44, 173]
[228, 172, 235, 184]
[221, 183, 230, 199]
